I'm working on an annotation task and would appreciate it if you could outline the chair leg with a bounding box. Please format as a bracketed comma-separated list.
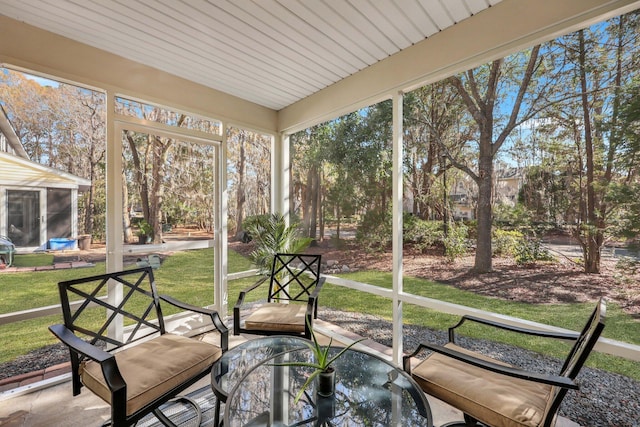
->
[152, 396, 203, 427]
[214, 398, 222, 427]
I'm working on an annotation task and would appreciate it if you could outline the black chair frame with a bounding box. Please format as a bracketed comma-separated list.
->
[234, 253, 325, 339]
[49, 267, 228, 427]
[404, 298, 606, 427]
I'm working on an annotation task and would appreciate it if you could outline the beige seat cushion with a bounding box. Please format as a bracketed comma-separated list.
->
[411, 343, 553, 427]
[244, 303, 306, 333]
[81, 333, 222, 416]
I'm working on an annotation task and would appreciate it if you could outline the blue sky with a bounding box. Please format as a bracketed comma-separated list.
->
[24, 73, 59, 87]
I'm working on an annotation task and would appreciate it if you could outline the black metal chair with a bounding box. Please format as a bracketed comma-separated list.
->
[233, 253, 325, 339]
[404, 298, 606, 427]
[49, 267, 228, 427]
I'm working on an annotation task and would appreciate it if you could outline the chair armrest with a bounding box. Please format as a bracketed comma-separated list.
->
[49, 324, 113, 363]
[306, 277, 326, 321]
[404, 342, 578, 390]
[159, 295, 229, 351]
[233, 276, 269, 335]
[49, 324, 127, 394]
[449, 315, 580, 344]
[234, 276, 269, 309]
[309, 277, 326, 299]
[301, 277, 327, 338]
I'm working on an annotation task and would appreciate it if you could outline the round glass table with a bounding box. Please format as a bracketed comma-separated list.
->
[211, 336, 311, 425]
[224, 346, 432, 427]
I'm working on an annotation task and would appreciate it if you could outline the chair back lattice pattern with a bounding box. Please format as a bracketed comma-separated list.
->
[267, 253, 322, 303]
[58, 267, 165, 351]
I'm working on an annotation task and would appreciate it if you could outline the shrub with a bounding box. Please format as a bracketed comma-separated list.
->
[404, 214, 441, 252]
[514, 237, 554, 266]
[493, 228, 524, 257]
[443, 221, 469, 261]
[356, 208, 392, 252]
[493, 202, 532, 227]
[137, 219, 153, 237]
[615, 255, 640, 275]
[242, 214, 270, 233]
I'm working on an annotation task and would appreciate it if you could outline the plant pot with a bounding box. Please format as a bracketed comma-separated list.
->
[317, 367, 336, 397]
[77, 234, 91, 250]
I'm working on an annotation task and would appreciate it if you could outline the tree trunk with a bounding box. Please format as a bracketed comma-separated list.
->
[475, 144, 494, 272]
[448, 47, 540, 273]
[235, 132, 247, 237]
[336, 205, 341, 240]
[84, 163, 95, 236]
[149, 135, 170, 244]
[122, 170, 133, 243]
[318, 170, 324, 241]
[578, 29, 601, 273]
[309, 166, 318, 240]
[303, 169, 313, 235]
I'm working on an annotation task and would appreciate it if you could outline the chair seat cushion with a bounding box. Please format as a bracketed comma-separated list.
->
[244, 303, 306, 333]
[411, 343, 553, 427]
[81, 333, 222, 416]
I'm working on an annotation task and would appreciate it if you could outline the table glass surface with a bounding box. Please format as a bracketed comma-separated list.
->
[224, 347, 432, 427]
[211, 336, 310, 401]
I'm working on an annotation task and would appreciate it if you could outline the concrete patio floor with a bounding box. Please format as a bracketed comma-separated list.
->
[0, 319, 580, 427]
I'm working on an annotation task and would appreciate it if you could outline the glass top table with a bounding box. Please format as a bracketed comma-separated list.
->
[211, 336, 311, 425]
[223, 346, 432, 427]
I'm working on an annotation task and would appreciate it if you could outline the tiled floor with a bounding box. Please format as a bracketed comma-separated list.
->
[0, 320, 580, 427]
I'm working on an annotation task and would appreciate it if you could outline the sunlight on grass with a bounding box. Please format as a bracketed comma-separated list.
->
[1, 315, 63, 363]
[1, 251, 639, 383]
[321, 270, 640, 382]
[0, 248, 253, 364]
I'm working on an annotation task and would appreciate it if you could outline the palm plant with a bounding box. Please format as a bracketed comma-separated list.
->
[245, 213, 313, 275]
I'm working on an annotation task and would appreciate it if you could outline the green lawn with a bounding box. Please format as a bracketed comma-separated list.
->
[320, 271, 640, 381]
[1, 250, 639, 383]
[11, 253, 55, 267]
[0, 248, 255, 363]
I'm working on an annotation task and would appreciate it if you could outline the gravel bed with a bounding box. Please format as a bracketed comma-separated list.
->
[321, 308, 640, 427]
[2, 309, 639, 426]
[0, 342, 69, 380]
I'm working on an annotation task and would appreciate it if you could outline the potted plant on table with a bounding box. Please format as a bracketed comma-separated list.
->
[275, 320, 364, 402]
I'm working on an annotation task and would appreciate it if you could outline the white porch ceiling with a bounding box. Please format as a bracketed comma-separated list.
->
[0, 0, 500, 110]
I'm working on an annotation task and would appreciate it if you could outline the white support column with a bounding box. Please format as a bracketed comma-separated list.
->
[106, 90, 123, 344]
[215, 126, 228, 316]
[106, 91, 123, 273]
[391, 91, 404, 364]
[273, 133, 290, 222]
